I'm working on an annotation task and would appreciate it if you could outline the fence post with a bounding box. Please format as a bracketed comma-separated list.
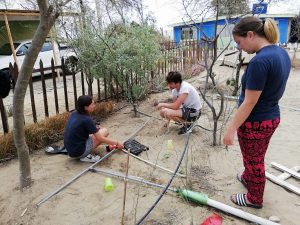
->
[29, 76, 37, 123]
[72, 71, 77, 108]
[115, 77, 119, 102]
[51, 58, 59, 114]
[9, 63, 16, 90]
[0, 97, 9, 134]
[97, 79, 101, 102]
[104, 76, 107, 100]
[183, 47, 187, 70]
[39, 60, 49, 117]
[110, 72, 114, 99]
[61, 58, 69, 112]
[81, 71, 85, 95]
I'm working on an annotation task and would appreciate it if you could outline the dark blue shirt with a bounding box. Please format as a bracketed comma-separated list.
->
[239, 45, 291, 122]
[64, 111, 97, 157]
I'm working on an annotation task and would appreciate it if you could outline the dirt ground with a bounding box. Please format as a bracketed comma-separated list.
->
[0, 64, 299, 225]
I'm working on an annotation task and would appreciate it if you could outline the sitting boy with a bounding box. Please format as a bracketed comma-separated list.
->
[157, 71, 202, 134]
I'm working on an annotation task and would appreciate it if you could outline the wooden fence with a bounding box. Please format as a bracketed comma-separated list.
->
[157, 40, 214, 75]
[0, 41, 213, 134]
[0, 58, 123, 134]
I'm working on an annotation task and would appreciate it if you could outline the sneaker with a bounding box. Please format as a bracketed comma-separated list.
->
[79, 154, 101, 163]
[178, 125, 191, 135]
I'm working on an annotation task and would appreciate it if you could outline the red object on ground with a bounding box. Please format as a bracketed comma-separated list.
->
[200, 213, 222, 225]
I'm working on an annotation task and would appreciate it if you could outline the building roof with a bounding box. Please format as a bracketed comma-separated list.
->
[170, 13, 298, 27]
[0, 9, 40, 21]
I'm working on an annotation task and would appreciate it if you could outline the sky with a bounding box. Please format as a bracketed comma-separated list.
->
[143, 0, 300, 29]
[1, 0, 300, 31]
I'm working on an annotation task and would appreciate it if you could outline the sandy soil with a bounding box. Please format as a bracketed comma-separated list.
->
[0, 65, 299, 225]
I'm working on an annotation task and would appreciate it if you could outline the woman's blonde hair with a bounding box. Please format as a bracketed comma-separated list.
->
[232, 16, 279, 44]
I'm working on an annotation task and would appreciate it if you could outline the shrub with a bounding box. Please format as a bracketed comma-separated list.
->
[0, 102, 114, 162]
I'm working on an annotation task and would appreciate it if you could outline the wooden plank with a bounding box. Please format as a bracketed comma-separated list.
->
[33, 65, 60, 73]
[277, 166, 300, 180]
[266, 171, 300, 195]
[4, 14, 19, 69]
[0, 97, 9, 133]
[0, 12, 40, 16]
[50, 30, 60, 80]
[271, 162, 300, 180]
[40, 60, 49, 117]
[51, 59, 59, 114]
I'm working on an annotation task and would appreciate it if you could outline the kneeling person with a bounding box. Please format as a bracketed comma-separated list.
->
[64, 95, 124, 163]
[157, 71, 202, 134]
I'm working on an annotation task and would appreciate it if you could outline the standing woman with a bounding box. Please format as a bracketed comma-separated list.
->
[223, 16, 291, 208]
[64, 95, 124, 163]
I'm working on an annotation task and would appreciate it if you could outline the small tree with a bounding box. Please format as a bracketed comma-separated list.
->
[211, 0, 250, 16]
[71, 23, 161, 113]
[181, 0, 251, 145]
[12, 0, 73, 190]
[290, 14, 300, 67]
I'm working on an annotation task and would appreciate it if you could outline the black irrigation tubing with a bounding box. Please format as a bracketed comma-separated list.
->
[136, 109, 215, 132]
[135, 130, 192, 225]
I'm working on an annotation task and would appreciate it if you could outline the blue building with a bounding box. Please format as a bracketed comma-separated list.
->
[171, 13, 297, 49]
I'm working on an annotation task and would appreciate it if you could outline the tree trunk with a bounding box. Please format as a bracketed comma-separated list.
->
[13, 0, 59, 190]
[232, 50, 244, 96]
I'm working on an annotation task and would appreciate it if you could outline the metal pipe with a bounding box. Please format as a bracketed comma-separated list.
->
[121, 149, 186, 178]
[90, 168, 177, 192]
[36, 149, 117, 206]
[92, 168, 280, 225]
[37, 117, 152, 207]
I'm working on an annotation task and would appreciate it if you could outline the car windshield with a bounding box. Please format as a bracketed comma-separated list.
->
[0, 43, 20, 55]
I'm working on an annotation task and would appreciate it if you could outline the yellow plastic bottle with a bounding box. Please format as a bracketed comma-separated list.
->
[167, 140, 174, 151]
[104, 178, 114, 192]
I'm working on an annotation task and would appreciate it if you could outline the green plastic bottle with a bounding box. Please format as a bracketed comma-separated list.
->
[104, 178, 114, 192]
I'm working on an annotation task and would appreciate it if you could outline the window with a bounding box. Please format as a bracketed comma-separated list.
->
[181, 27, 197, 40]
[0, 43, 20, 55]
[41, 41, 53, 52]
[17, 43, 31, 55]
[217, 24, 235, 38]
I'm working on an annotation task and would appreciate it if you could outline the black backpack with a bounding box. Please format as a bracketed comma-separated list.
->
[0, 70, 12, 98]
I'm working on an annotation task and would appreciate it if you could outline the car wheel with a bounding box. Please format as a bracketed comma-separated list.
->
[64, 56, 79, 75]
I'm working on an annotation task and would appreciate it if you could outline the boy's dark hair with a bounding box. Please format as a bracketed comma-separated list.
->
[166, 71, 182, 84]
[76, 95, 93, 114]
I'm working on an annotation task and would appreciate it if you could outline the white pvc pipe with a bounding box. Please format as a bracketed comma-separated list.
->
[121, 149, 186, 178]
[277, 166, 300, 180]
[207, 199, 280, 225]
[266, 172, 300, 196]
[271, 162, 300, 179]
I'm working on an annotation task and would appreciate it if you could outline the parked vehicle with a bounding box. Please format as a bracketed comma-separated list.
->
[0, 39, 78, 77]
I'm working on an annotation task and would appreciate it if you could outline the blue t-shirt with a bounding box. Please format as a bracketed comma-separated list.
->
[64, 111, 98, 157]
[239, 45, 291, 122]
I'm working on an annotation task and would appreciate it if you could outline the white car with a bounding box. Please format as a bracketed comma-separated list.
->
[0, 39, 78, 77]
